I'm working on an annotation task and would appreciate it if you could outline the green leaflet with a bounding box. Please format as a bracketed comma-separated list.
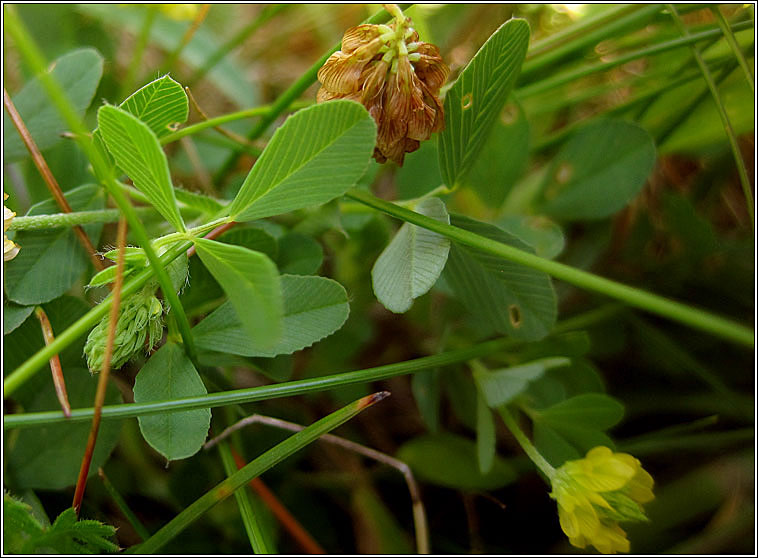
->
[464, 101, 530, 208]
[193, 238, 283, 351]
[438, 18, 530, 188]
[133, 342, 211, 461]
[227, 100, 376, 222]
[533, 393, 625, 467]
[3, 300, 34, 335]
[4, 184, 105, 305]
[4, 48, 103, 162]
[276, 233, 323, 275]
[174, 188, 226, 215]
[534, 119, 657, 220]
[4, 367, 122, 490]
[97, 104, 186, 232]
[372, 197, 450, 313]
[444, 214, 557, 341]
[495, 215, 565, 260]
[397, 432, 517, 491]
[193, 275, 349, 358]
[473, 357, 570, 409]
[119, 75, 188, 138]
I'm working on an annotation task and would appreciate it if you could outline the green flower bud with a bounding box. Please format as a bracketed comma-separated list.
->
[84, 288, 165, 372]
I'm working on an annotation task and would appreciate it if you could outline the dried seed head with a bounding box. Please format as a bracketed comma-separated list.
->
[316, 6, 449, 166]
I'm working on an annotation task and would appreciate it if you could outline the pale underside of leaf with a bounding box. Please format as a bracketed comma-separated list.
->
[372, 197, 451, 313]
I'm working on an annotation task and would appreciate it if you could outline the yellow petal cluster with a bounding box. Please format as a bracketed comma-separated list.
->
[549, 446, 654, 554]
[4, 193, 20, 262]
[316, 8, 449, 166]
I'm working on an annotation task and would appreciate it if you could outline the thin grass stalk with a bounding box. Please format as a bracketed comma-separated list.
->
[229, 446, 327, 555]
[4, 337, 515, 429]
[187, 4, 290, 87]
[517, 19, 754, 99]
[217, 440, 272, 553]
[98, 467, 152, 542]
[710, 5, 754, 93]
[159, 4, 211, 76]
[121, 5, 159, 100]
[521, 4, 660, 78]
[667, 4, 754, 230]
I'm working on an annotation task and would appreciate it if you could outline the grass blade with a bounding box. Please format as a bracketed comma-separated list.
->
[217, 441, 271, 553]
[132, 392, 389, 553]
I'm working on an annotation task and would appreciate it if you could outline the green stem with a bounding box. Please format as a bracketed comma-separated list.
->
[187, 4, 290, 87]
[98, 468, 152, 542]
[498, 406, 555, 479]
[521, 4, 659, 79]
[517, 19, 754, 99]
[655, 56, 739, 146]
[213, 4, 409, 182]
[131, 393, 387, 554]
[4, 337, 514, 429]
[9, 207, 153, 231]
[667, 4, 754, 231]
[3, 240, 192, 396]
[710, 5, 754, 94]
[346, 189, 754, 347]
[99, 159, 200, 366]
[121, 5, 158, 100]
[159, 100, 312, 145]
[217, 440, 271, 553]
[532, 53, 741, 153]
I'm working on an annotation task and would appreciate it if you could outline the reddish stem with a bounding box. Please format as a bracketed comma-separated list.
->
[72, 217, 128, 515]
[3, 88, 104, 271]
[186, 222, 237, 258]
[34, 306, 71, 417]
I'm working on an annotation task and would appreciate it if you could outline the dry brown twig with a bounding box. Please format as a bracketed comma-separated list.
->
[34, 306, 71, 417]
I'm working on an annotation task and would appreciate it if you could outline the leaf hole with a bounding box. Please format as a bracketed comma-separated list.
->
[555, 162, 573, 184]
[461, 93, 473, 110]
[508, 304, 522, 328]
[500, 103, 518, 125]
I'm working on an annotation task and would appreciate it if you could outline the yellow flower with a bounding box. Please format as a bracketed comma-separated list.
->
[549, 446, 654, 554]
[158, 4, 200, 21]
[4, 193, 20, 262]
[316, 5, 449, 166]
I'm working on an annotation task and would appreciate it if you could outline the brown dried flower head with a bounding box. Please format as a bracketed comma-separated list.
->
[316, 4, 449, 166]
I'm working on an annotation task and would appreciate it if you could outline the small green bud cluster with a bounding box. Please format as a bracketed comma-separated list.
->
[84, 287, 164, 372]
